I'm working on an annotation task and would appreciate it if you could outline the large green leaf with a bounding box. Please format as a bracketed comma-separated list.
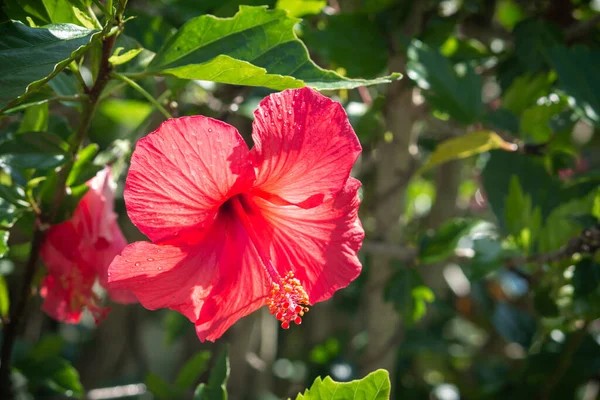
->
[406, 39, 483, 124]
[419, 218, 480, 263]
[3, 0, 95, 28]
[0, 21, 96, 111]
[145, 6, 400, 90]
[175, 351, 211, 391]
[295, 369, 390, 400]
[549, 46, 600, 126]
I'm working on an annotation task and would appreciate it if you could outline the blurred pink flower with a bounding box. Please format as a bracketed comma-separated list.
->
[40, 167, 136, 323]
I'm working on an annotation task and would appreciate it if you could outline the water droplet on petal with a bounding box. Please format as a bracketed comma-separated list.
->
[208, 128, 212, 133]
[135, 262, 140, 267]
[158, 267, 163, 271]
[147, 258, 154, 261]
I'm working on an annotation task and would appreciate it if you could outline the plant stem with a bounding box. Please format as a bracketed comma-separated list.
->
[0, 14, 121, 400]
[112, 72, 173, 119]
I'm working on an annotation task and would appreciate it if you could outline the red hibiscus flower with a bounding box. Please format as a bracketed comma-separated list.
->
[108, 87, 364, 342]
[40, 167, 136, 323]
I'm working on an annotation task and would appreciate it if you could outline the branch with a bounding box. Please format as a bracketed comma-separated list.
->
[0, 6, 125, 397]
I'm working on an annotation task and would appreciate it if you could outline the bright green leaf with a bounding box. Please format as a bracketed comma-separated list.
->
[0, 21, 97, 111]
[504, 176, 542, 252]
[66, 143, 101, 186]
[385, 262, 435, 324]
[18, 103, 49, 133]
[0, 132, 70, 170]
[276, 0, 326, 17]
[109, 47, 144, 66]
[3, 0, 91, 26]
[407, 40, 483, 124]
[549, 46, 600, 125]
[294, 369, 390, 400]
[175, 351, 211, 390]
[146, 6, 400, 90]
[194, 348, 230, 400]
[0, 274, 9, 317]
[419, 131, 516, 174]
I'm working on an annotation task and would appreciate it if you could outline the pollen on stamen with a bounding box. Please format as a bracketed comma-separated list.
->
[265, 271, 310, 330]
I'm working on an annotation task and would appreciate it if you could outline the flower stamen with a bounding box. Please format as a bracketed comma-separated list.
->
[266, 271, 310, 329]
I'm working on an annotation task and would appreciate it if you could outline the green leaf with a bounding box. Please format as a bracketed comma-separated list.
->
[0, 132, 70, 170]
[294, 369, 390, 400]
[406, 40, 483, 124]
[146, 6, 400, 90]
[419, 218, 479, 263]
[573, 258, 600, 299]
[276, 0, 326, 17]
[513, 19, 562, 72]
[109, 47, 144, 66]
[3, 0, 91, 26]
[0, 21, 97, 111]
[175, 351, 211, 390]
[0, 231, 8, 259]
[520, 100, 566, 143]
[502, 73, 554, 114]
[18, 103, 49, 133]
[504, 176, 542, 251]
[385, 263, 434, 324]
[18, 357, 84, 397]
[145, 373, 176, 400]
[549, 46, 600, 125]
[419, 131, 516, 173]
[0, 274, 9, 317]
[302, 14, 388, 78]
[66, 143, 101, 186]
[194, 348, 230, 400]
[0, 197, 21, 227]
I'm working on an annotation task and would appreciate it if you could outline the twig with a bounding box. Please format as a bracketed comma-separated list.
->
[111, 72, 173, 119]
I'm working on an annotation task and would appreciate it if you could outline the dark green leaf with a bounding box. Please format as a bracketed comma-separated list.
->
[384, 263, 434, 324]
[406, 40, 483, 124]
[295, 369, 390, 400]
[194, 348, 230, 400]
[549, 46, 600, 126]
[302, 14, 388, 78]
[0, 132, 70, 170]
[3, 0, 94, 27]
[175, 351, 211, 390]
[419, 218, 479, 263]
[145, 373, 176, 400]
[573, 258, 600, 299]
[533, 286, 559, 317]
[164, 310, 192, 345]
[147, 6, 400, 90]
[513, 19, 562, 72]
[0, 21, 96, 110]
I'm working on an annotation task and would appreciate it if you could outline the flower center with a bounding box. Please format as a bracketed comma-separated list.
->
[229, 195, 310, 329]
[60, 270, 109, 324]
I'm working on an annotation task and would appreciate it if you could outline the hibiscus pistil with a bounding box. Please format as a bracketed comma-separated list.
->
[229, 195, 310, 329]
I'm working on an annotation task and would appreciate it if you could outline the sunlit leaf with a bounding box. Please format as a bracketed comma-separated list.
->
[146, 6, 400, 90]
[294, 369, 390, 400]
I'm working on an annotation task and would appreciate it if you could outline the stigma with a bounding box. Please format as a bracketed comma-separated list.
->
[266, 271, 310, 329]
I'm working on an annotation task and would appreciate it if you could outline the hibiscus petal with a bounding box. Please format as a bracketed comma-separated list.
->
[125, 116, 255, 243]
[109, 210, 270, 340]
[251, 88, 361, 207]
[253, 178, 364, 304]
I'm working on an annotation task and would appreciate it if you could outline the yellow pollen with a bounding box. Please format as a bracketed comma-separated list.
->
[266, 271, 310, 329]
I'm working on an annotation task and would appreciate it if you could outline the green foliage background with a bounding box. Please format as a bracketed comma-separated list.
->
[0, 0, 599, 399]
